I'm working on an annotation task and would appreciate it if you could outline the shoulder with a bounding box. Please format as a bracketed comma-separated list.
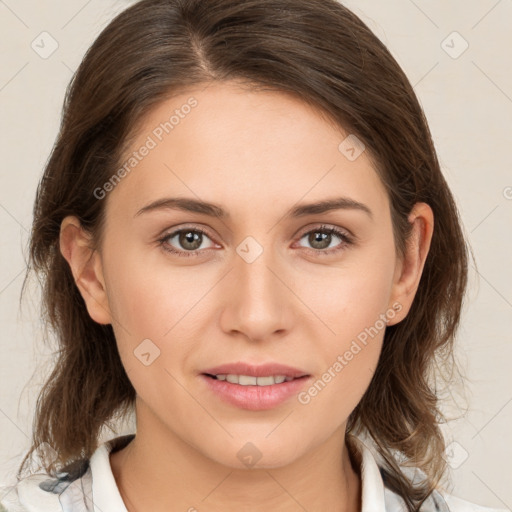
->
[347, 434, 507, 512]
[384, 482, 508, 512]
[0, 474, 68, 512]
[383, 472, 508, 512]
[0, 434, 134, 512]
[440, 492, 509, 512]
[0, 459, 91, 512]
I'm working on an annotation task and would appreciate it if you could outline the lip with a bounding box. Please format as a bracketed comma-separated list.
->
[201, 362, 309, 379]
[200, 362, 311, 411]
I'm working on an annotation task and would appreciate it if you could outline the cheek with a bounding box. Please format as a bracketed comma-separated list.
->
[292, 246, 395, 418]
[101, 243, 218, 385]
[103, 240, 212, 336]
[295, 246, 396, 342]
[296, 287, 387, 435]
[296, 337, 382, 446]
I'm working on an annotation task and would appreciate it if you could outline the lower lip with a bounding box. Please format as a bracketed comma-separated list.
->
[200, 374, 311, 411]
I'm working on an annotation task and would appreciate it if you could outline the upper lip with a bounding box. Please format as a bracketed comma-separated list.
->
[201, 362, 310, 379]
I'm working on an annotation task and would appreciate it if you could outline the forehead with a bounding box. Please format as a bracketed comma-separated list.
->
[107, 80, 388, 218]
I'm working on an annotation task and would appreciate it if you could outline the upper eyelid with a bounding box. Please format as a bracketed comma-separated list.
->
[162, 225, 216, 241]
[297, 224, 351, 238]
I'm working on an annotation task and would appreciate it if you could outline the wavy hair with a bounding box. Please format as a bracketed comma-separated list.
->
[19, 1, 470, 509]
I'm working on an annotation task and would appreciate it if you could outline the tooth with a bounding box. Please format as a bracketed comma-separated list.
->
[256, 376, 275, 386]
[238, 375, 258, 385]
[215, 374, 295, 385]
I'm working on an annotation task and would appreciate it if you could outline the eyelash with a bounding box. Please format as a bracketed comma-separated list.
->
[157, 224, 354, 258]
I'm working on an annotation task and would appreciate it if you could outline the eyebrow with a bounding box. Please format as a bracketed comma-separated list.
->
[135, 196, 373, 220]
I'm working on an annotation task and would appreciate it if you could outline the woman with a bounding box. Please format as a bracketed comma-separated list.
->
[0, 0, 505, 510]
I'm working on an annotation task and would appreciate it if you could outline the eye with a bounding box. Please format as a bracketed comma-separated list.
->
[157, 224, 353, 258]
[296, 225, 353, 255]
[157, 226, 218, 257]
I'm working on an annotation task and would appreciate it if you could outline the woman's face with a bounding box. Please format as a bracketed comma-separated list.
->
[70, 80, 421, 469]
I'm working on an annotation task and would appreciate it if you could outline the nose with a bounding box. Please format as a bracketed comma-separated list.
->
[218, 240, 293, 343]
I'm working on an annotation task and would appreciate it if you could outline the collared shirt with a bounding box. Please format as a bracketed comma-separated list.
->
[0, 434, 506, 512]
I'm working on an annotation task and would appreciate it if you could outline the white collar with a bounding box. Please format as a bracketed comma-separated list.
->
[346, 434, 388, 510]
[88, 435, 131, 512]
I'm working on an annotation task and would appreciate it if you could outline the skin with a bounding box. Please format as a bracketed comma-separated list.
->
[60, 80, 433, 512]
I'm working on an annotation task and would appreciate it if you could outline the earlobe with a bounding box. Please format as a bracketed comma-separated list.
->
[387, 202, 434, 325]
[59, 216, 112, 325]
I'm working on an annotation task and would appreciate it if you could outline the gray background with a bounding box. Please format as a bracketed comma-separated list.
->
[0, 0, 511, 507]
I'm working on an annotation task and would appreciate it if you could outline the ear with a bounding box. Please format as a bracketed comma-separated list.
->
[59, 216, 112, 325]
[387, 202, 434, 326]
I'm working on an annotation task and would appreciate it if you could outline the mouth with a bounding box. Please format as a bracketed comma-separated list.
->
[202, 373, 309, 386]
[201, 361, 309, 380]
[199, 363, 312, 410]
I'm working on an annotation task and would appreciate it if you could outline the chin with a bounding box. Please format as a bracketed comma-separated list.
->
[191, 433, 301, 470]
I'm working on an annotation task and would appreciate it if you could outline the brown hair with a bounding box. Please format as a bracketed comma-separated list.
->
[19, 0, 470, 509]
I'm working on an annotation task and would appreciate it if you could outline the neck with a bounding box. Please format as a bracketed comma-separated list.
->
[110, 405, 361, 512]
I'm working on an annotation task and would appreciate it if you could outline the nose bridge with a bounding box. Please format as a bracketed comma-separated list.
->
[236, 234, 283, 306]
[221, 234, 290, 340]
